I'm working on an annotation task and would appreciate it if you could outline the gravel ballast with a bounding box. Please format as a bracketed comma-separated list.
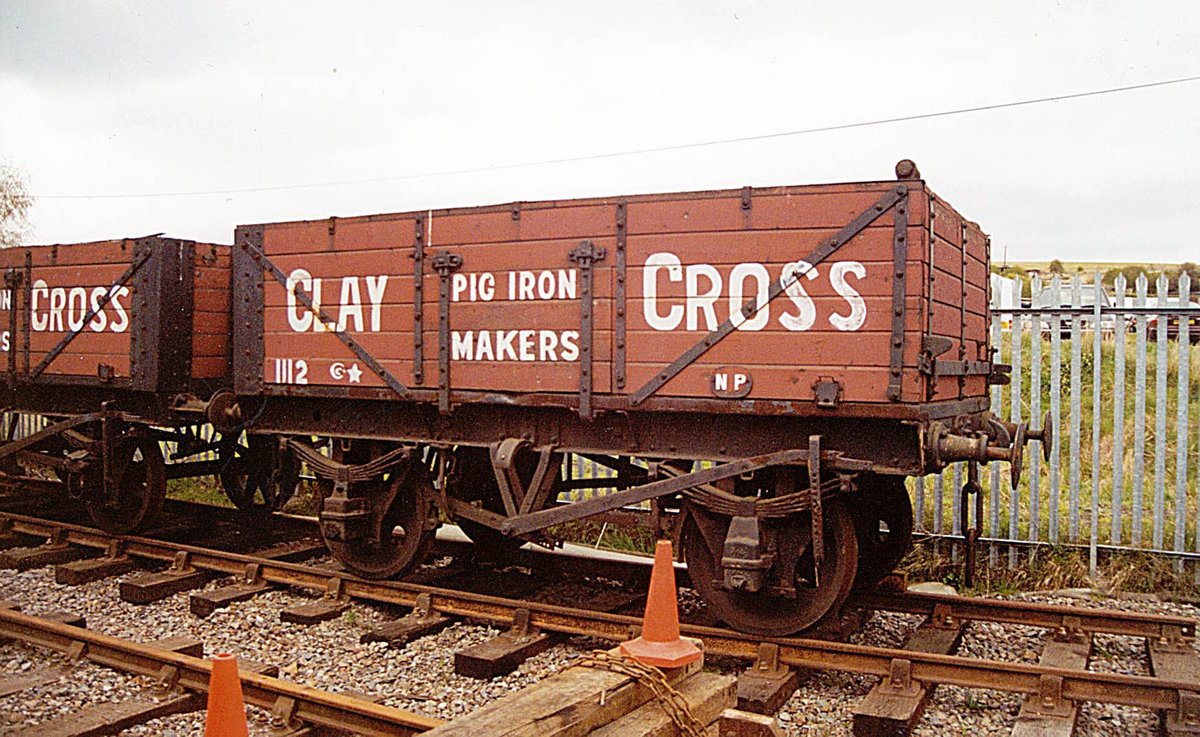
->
[1, 564, 1196, 736]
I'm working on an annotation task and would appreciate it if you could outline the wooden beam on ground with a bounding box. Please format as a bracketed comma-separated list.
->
[455, 609, 559, 679]
[13, 693, 204, 736]
[360, 593, 449, 646]
[55, 555, 135, 586]
[190, 579, 272, 618]
[718, 709, 785, 737]
[280, 598, 350, 625]
[592, 671, 735, 737]
[118, 552, 211, 605]
[191, 544, 325, 619]
[0, 538, 94, 570]
[0, 667, 64, 697]
[1010, 629, 1091, 737]
[422, 651, 703, 737]
[736, 643, 803, 715]
[1146, 625, 1200, 737]
[281, 575, 352, 626]
[852, 608, 966, 736]
[149, 636, 205, 658]
[0, 528, 36, 550]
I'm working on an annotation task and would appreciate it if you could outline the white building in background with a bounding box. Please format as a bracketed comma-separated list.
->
[991, 272, 1017, 328]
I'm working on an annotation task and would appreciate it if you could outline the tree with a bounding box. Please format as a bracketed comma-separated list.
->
[0, 164, 32, 248]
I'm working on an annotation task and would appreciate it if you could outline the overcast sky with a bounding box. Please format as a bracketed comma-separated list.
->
[1, 1, 1197, 263]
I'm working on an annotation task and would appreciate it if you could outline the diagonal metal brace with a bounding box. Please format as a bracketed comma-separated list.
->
[629, 186, 909, 405]
[238, 238, 410, 399]
[0, 412, 104, 463]
[501, 447, 815, 536]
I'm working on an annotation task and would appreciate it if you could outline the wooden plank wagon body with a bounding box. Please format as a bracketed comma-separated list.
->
[0, 236, 230, 414]
[230, 163, 1038, 634]
[0, 236, 244, 533]
[234, 167, 1001, 471]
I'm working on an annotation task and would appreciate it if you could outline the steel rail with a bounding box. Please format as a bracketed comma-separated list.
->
[0, 607, 443, 736]
[3, 510, 1198, 714]
[8, 503, 1193, 643]
[849, 589, 1196, 640]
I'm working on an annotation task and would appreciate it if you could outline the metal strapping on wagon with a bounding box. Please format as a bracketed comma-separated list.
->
[885, 189, 910, 400]
[233, 225, 265, 393]
[432, 249, 463, 414]
[957, 223, 968, 398]
[570, 240, 606, 419]
[26, 247, 151, 382]
[22, 249, 31, 375]
[614, 201, 627, 391]
[237, 232, 410, 399]
[629, 185, 911, 406]
[413, 214, 425, 385]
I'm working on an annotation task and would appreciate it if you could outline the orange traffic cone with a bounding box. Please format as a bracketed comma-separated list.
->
[204, 652, 249, 737]
[619, 539, 702, 668]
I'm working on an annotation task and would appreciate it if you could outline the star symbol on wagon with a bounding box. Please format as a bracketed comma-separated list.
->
[346, 363, 363, 383]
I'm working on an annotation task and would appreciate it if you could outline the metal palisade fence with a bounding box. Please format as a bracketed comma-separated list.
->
[915, 271, 1200, 574]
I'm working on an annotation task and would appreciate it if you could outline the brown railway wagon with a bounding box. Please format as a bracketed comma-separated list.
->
[236, 176, 990, 411]
[0, 236, 247, 535]
[228, 162, 1041, 635]
[0, 236, 230, 397]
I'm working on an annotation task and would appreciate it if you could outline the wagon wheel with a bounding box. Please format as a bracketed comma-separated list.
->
[218, 434, 299, 512]
[849, 475, 914, 590]
[318, 458, 438, 579]
[448, 446, 560, 560]
[83, 435, 166, 535]
[682, 497, 858, 636]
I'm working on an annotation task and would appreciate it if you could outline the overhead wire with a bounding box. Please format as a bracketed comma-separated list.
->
[34, 73, 1200, 200]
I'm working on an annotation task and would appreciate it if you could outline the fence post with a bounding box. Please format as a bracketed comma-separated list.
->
[951, 462, 962, 564]
[1111, 275, 1127, 544]
[914, 475, 926, 533]
[1153, 274, 1169, 549]
[1090, 275, 1102, 577]
[989, 283, 1003, 565]
[1009, 278, 1024, 566]
[1029, 275, 1042, 543]
[1176, 273, 1191, 563]
[934, 469, 944, 535]
[1133, 274, 1148, 546]
[1048, 276, 1062, 544]
[1068, 275, 1082, 541]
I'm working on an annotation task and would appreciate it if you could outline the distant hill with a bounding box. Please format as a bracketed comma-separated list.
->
[1009, 261, 1177, 274]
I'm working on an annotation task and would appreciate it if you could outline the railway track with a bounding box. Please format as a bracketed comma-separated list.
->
[0, 604, 442, 735]
[2, 505, 1198, 736]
